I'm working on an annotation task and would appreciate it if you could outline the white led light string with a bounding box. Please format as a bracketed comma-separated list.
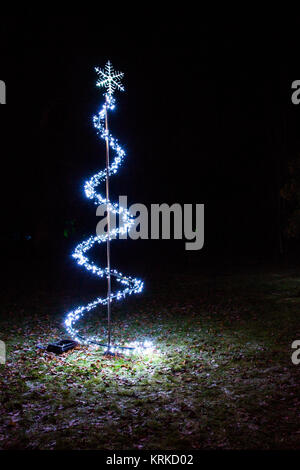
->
[64, 62, 152, 355]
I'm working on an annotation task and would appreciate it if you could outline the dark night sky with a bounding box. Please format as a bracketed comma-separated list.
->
[0, 16, 299, 288]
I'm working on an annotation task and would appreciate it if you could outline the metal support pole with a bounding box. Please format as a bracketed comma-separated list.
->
[104, 95, 112, 349]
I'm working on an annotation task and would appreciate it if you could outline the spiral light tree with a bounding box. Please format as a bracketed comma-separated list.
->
[64, 61, 152, 355]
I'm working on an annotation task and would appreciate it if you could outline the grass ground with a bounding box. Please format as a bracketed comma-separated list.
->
[1, 268, 300, 449]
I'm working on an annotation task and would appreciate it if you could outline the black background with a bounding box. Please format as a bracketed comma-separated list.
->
[0, 15, 299, 292]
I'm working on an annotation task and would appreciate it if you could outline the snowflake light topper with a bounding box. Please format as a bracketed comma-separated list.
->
[95, 60, 124, 97]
